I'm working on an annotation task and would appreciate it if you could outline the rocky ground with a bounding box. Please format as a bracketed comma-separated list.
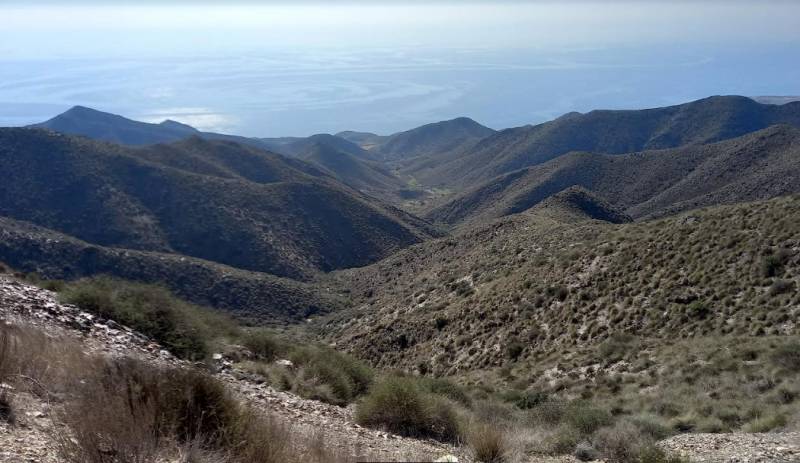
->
[1, 274, 798, 462]
[659, 432, 800, 463]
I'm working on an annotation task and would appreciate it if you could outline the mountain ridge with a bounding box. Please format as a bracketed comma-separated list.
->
[426, 124, 800, 226]
[413, 96, 800, 187]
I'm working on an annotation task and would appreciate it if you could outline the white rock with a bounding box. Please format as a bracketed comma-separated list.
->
[434, 455, 458, 462]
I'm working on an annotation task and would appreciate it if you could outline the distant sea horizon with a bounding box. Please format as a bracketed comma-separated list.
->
[1, 2, 798, 137]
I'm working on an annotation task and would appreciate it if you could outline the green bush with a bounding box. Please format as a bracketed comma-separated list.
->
[60, 277, 237, 360]
[355, 376, 460, 442]
[289, 346, 373, 406]
[506, 341, 524, 360]
[744, 413, 787, 432]
[565, 403, 613, 435]
[242, 330, 282, 361]
[599, 333, 638, 363]
[501, 389, 548, 410]
[420, 377, 472, 406]
[769, 342, 800, 372]
[626, 414, 673, 440]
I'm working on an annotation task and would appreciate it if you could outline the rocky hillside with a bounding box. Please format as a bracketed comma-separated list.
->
[0, 128, 438, 281]
[320, 194, 800, 376]
[428, 124, 800, 226]
[0, 274, 465, 463]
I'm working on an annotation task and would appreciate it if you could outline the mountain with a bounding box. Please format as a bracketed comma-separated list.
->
[427, 124, 800, 226]
[0, 128, 439, 281]
[372, 117, 495, 162]
[0, 215, 340, 323]
[318, 194, 800, 376]
[416, 96, 800, 187]
[287, 133, 375, 159]
[32, 105, 278, 151]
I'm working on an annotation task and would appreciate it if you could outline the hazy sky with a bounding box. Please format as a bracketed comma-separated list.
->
[1, 1, 799, 135]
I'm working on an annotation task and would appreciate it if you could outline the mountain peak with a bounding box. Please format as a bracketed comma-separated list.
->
[56, 105, 126, 121]
[159, 119, 199, 132]
[535, 186, 632, 224]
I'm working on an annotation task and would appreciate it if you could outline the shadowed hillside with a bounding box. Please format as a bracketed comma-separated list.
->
[0, 215, 341, 323]
[0, 128, 439, 280]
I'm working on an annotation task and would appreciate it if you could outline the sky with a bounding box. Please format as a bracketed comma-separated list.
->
[1, 1, 799, 136]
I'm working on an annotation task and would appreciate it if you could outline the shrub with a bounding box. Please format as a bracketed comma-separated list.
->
[565, 403, 613, 435]
[60, 277, 237, 360]
[529, 399, 568, 425]
[34, 278, 66, 292]
[768, 279, 795, 297]
[769, 342, 800, 372]
[355, 376, 460, 442]
[744, 413, 787, 432]
[506, 341, 524, 360]
[0, 326, 10, 382]
[0, 393, 14, 425]
[627, 414, 673, 440]
[541, 423, 582, 455]
[593, 420, 649, 463]
[466, 421, 508, 463]
[242, 330, 282, 361]
[59, 357, 239, 461]
[760, 253, 786, 278]
[289, 346, 373, 406]
[501, 389, 549, 410]
[420, 377, 472, 406]
[686, 300, 711, 319]
[599, 333, 638, 363]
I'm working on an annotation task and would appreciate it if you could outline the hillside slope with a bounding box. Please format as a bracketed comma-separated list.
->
[428, 125, 800, 226]
[418, 96, 800, 187]
[0, 128, 438, 280]
[320, 195, 800, 376]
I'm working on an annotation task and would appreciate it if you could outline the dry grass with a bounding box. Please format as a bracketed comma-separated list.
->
[465, 420, 509, 462]
[0, 319, 360, 463]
